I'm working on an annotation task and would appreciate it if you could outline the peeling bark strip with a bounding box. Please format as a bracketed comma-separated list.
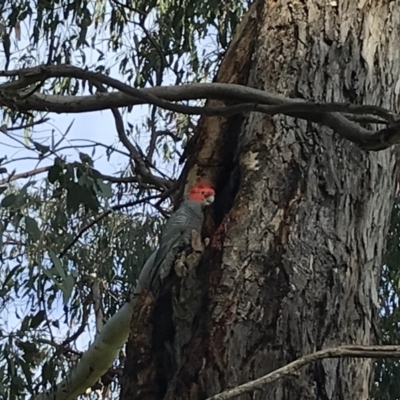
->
[122, 1, 400, 399]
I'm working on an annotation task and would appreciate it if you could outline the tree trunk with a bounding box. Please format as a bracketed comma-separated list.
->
[121, 0, 400, 399]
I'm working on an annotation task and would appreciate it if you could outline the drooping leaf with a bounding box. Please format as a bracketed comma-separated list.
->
[30, 310, 46, 329]
[95, 179, 112, 198]
[48, 250, 65, 278]
[25, 216, 41, 241]
[32, 141, 50, 155]
[1, 193, 16, 208]
[62, 275, 75, 304]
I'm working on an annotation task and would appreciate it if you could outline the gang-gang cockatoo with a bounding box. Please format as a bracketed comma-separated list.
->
[142, 182, 215, 294]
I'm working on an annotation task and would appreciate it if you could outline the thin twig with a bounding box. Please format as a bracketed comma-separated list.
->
[58, 195, 163, 257]
[0, 166, 50, 185]
[61, 297, 91, 348]
[205, 345, 400, 400]
[0, 163, 144, 185]
[92, 81, 172, 190]
[6, 116, 50, 131]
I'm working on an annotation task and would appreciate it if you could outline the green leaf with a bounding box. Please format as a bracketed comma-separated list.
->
[19, 358, 33, 389]
[66, 182, 99, 212]
[17, 343, 38, 368]
[30, 310, 46, 329]
[32, 141, 50, 154]
[14, 192, 27, 208]
[12, 212, 23, 226]
[42, 362, 55, 384]
[79, 152, 93, 166]
[20, 316, 30, 332]
[66, 182, 81, 212]
[62, 275, 75, 304]
[78, 173, 88, 186]
[96, 179, 112, 198]
[1, 193, 16, 207]
[48, 250, 65, 278]
[23, 125, 30, 146]
[2, 34, 10, 69]
[48, 164, 63, 184]
[25, 216, 40, 241]
[1, 264, 21, 290]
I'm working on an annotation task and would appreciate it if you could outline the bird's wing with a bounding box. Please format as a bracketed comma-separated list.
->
[135, 249, 157, 293]
[148, 210, 191, 289]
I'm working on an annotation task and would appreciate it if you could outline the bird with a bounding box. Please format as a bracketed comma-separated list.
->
[142, 181, 215, 295]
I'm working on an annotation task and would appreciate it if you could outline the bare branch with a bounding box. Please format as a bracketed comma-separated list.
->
[92, 81, 172, 190]
[35, 300, 137, 400]
[0, 166, 50, 185]
[6, 116, 50, 131]
[35, 258, 158, 400]
[205, 345, 400, 400]
[0, 64, 209, 117]
[67, 140, 131, 158]
[0, 64, 399, 149]
[60, 297, 91, 349]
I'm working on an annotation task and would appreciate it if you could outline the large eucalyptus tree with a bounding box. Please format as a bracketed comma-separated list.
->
[0, 1, 400, 399]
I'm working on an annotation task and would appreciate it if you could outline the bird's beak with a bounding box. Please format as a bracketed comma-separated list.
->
[204, 195, 215, 206]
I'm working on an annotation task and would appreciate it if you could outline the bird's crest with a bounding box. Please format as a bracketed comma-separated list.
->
[187, 181, 215, 203]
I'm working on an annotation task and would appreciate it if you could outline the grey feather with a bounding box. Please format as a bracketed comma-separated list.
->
[147, 199, 204, 293]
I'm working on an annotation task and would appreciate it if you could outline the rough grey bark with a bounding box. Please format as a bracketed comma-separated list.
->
[121, 1, 400, 399]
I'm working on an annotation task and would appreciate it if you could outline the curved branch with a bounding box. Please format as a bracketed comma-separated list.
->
[0, 166, 50, 185]
[35, 239, 159, 400]
[91, 80, 172, 189]
[1, 64, 398, 149]
[205, 345, 400, 400]
[5, 116, 50, 131]
[0, 64, 209, 116]
[35, 300, 136, 400]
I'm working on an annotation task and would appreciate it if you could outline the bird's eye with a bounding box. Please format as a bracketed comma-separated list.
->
[201, 191, 205, 195]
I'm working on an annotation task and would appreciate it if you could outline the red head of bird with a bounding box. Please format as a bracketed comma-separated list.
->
[187, 182, 215, 205]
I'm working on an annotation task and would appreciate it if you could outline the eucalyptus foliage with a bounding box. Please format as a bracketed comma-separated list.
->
[0, 0, 247, 398]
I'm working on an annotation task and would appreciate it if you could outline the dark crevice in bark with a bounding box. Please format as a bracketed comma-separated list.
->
[151, 289, 176, 398]
[213, 160, 241, 226]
